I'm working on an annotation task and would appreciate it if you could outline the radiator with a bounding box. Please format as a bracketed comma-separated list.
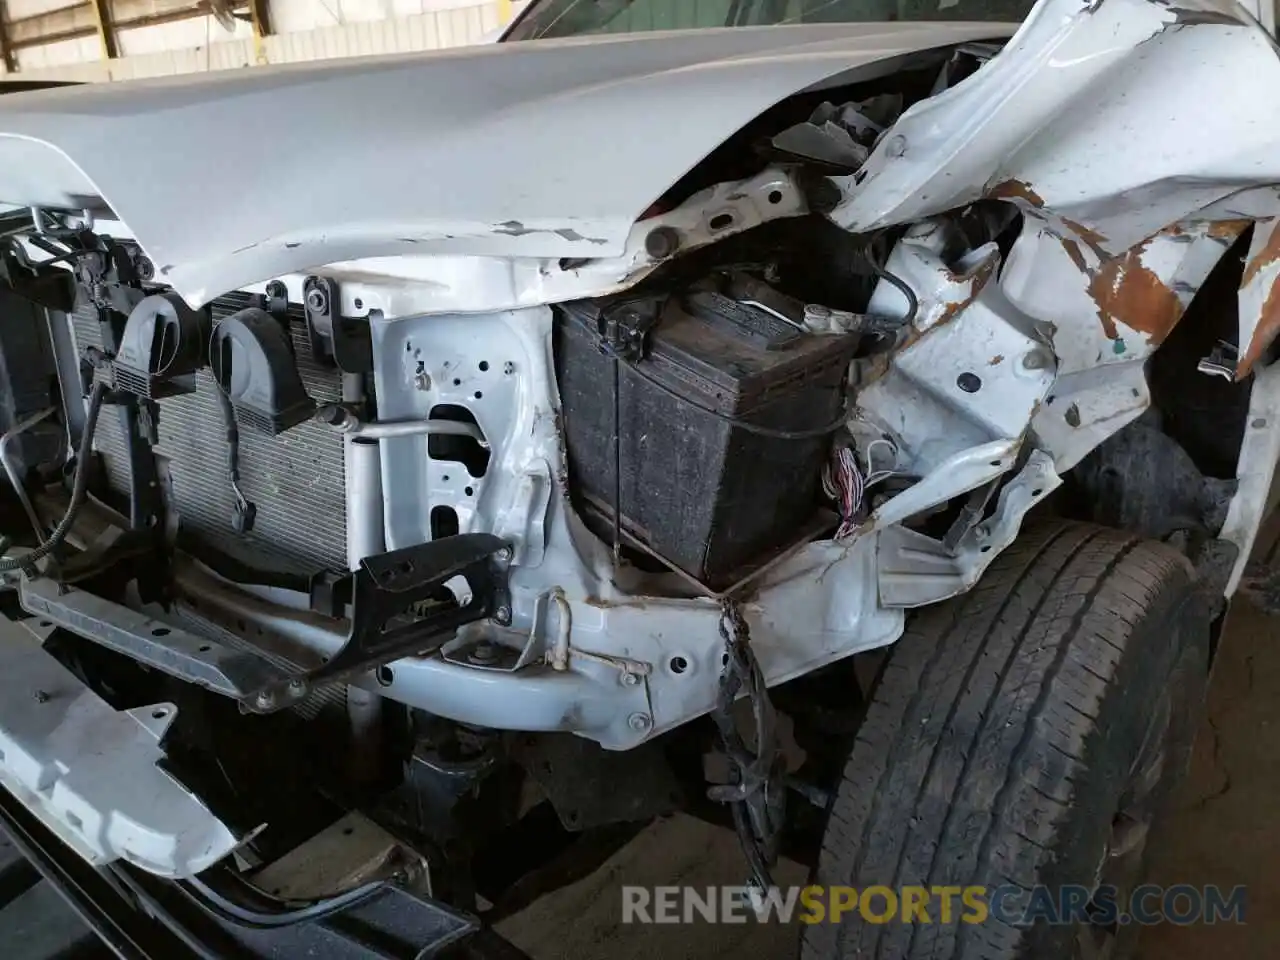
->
[69, 293, 348, 572]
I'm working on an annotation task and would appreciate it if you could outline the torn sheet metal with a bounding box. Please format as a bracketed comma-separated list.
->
[853, 220, 1053, 483]
[998, 220, 1247, 470]
[832, 0, 1280, 255]
[1238, 218, 1280, 379]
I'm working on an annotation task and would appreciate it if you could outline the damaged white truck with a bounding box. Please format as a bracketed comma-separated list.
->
[0, 0, 1275, 956]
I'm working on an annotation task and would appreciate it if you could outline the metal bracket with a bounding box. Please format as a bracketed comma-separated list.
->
[242, 533, 511, 714]
[303, 276, 373, 373]
[18, 576, 292, 699]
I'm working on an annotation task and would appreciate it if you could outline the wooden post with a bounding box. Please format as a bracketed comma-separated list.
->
[249, 0, 270, 64]
[89, 0, 118, 59]
[0, 4, 16, 74]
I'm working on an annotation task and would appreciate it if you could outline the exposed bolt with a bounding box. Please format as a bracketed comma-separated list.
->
[314, 403, 347, 427]
[885, 135, 908, 158]
[495, 546, 513, 563]
[305, 287, 328, 313]
[628, 712, 652, 732]
[493, 604, 512, 626]
[288, 679, 307, 693]
[33, 690, 49, 704]
[254, 691, 275, 709]
[468, 642, 499, 665]
[644, 226, 682, 260]
[621, 671, 640, 687]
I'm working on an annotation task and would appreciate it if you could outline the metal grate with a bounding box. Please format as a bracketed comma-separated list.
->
[69, 293, 348, 572]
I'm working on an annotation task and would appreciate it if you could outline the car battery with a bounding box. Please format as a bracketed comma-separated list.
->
[555, 286, 858, 589]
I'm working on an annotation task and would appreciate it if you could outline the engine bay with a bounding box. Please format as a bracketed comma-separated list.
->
[0, 9, 1272, 947]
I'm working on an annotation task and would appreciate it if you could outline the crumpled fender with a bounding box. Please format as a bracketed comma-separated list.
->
[832, 0, 1280, 376]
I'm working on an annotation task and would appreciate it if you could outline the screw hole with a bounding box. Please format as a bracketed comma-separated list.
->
[453, 378, 461, 386]
[980, 545, 992, 553]
[957, 372, 982, 393]
[376, 666, 394, 687]
[151, 627, 171, 637]
[670, 656, 689, 675]
[474, 391, 483, 400]
[465, 486, 475, 496]
[709, 213, 734, 231]
[1032, 488, 1044, 497]
[479, 361, 489, 372]
[442, 474, 450, 482]
[767, 190, 783, 205]
[151, 709, 166, 720]
[342, 827, 355, 836]
[38, 620, 51, 628]
[990, 461, 1002, 468]
[354, 298, 363, 309]
[198, 644, 212, 652]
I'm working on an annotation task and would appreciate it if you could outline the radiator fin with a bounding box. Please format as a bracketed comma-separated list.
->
[69, 294, 348, 572]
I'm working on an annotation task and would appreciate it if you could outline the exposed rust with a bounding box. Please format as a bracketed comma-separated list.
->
[989, 354, 1004, 366]
[1242, 223, 1280, 289]
[1238, 278, 1280, 379]
[581, 594, 651, 611]
[1086, 241, 1182, 346]
[1207, 219, 1251, 241]
[1061, 217, 1110, 258]
[1237, 224, 1280, 378]
[985, 178, 1045, 208]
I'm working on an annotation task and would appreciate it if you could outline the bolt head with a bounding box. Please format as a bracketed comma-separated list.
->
[496, 546, 513, 563]
[469, 642, 499, 664]
[254, 691, 274, 708]
[885, 135, 908, 158]
[305, 287, 328, 313]
[1022, 351, 1049, 371]
[288, 679, 306, 693]
[493, 604, 512, 626]
[628, 712, 652, 732]
[621, 671, 640, 687]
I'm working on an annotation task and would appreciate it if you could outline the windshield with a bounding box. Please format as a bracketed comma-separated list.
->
[505, 0, 1032, 40]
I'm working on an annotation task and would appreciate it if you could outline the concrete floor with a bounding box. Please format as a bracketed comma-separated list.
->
[501, 592, 1280, 959]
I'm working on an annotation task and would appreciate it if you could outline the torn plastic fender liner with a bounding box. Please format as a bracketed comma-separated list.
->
[0, 617, 239, 879]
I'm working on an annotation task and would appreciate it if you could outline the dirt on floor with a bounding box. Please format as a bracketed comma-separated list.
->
[500, 594, 1280, 959]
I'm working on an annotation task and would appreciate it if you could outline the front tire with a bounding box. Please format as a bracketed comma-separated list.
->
[802, 521, 1209, 960]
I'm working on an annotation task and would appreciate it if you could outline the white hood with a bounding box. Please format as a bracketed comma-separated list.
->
[0, 23, 1009, 307]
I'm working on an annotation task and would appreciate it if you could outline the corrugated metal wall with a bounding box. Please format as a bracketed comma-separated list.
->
[4, 0, 517, 81]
